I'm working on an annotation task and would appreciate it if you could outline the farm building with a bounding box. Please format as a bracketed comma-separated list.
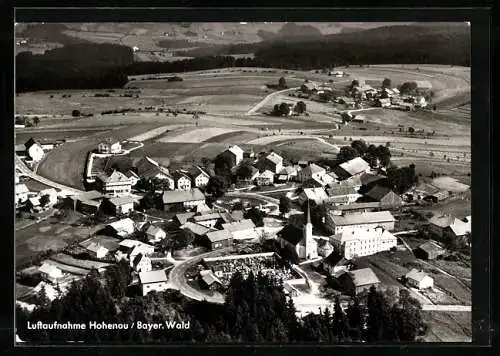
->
[329, 202, 382, 216]
[405, 269, 434, 290]
[298, 163, 326, 182]
[330, 227, 397, 259]
[98, 138, 122, 154]
[325, 210, 396, 234]
[414, 240, 446, 260]
[222, 219, 258, 240]
[15, 184, 29, 205]
[162, 188, 206, 211]
[221, 145, 244, 167]
[302, 177, 327, 189]
[259, 152, 283, 174]
[326, 185, 361, 204]
[428, 214, 470, 239]
[26, 196, 42, 212]
[97, 170, 133, 196]
[132, 253, 152, 273]
[338, 268, 381, 296]
[173, 171, 192, 191]
[184, 222, 217, 241]
[335, 157, 371, 180]
[256, 170, 275, 186]
[201, 229, 233, 250]
[199, 270, 224, 291]
[376, 98, 391, 108]
[298, 187, 329, 206]
[424, 190, 451, 203]
[136, 156, 173, 187]
[105, 218, 136, 238]
[15, 144, 27, 158]
[362, 185, 402, 209]
[38, 263, 64, 284]
[106, 196, 135, 215]
[116, 239, 155, 262]
[174, 212, 197, 227]
[145, 225, 166, 243]
[24, 138, 44, 162]
[139, 270, 168, 296]
[86, 242, 109, 259]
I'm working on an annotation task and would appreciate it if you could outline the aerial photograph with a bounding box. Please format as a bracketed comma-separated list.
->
[14, 22, 471, 344]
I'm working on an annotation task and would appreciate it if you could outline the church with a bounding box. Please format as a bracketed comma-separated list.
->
[276, 201, 319, 261]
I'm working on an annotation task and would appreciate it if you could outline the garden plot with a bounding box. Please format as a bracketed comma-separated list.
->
[127, 125, 187, 142]
[431, 176, 470, 192]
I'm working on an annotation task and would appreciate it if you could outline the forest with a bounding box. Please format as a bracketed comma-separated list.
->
[16, 264, 427, 344]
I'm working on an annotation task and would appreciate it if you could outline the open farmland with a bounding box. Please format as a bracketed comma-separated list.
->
[158, 127, 242, 143]
[421, 311, 472, 342]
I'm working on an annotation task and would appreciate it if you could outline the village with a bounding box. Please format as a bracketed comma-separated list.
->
[15, 129, 471, 316]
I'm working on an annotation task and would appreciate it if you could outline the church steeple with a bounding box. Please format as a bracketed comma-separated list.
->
[306, 199, 311, 225]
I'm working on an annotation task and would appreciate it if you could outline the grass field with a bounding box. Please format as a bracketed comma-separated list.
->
[421, 311, 471, 342]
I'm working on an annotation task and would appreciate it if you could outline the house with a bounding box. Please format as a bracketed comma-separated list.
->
[15, 184, 29, 204]
[424, 191, 450, 203]
[428, 214, 469, 239]
[174, 212, 197, 227]
[116, 239, 155, 262]
[301, 82, 317, 94]
[302, 177, 327, 189]
[202, 229, 233, 250]
[221, 145, 244, 167]
[338, 268, 381, 296]
[298, 187, 329, 206]
[317, 238, 334, 257]
[222, 219, 258, 240]
[256, 170, 275, 186]
[262, 152, 283, 174]
[136, 156, 174, 188]
[15, 171, 20, 184]
[162, 188, 205, 211]
[97, 170, 133, 196]
[405, 269, 434, 290]
[145, 225, 166, 243]
[199, 270, 224, 291]
[15, 144, 27, 158]
[26, 197, 42, 212]
[297, 160, 309, 168]
[125, 170, 140, 186]
[336, 157, 370, 179]
[38, 263, 64, 284]
[107, 196, 135, 215]
[192, 212, 226, 229]
[79, 199, 102, 214]
[86, 242, 109, 259]
[414, 240, 446, 260]
[376, 98, 391, 108]
[139, 270, 168, 296]
[98, 138, 122, 154]
[298, 163, 326, 182]
[39, 188, 58, 207]
[25, 138, 44, 162]
[321, 252, 353, 276]
[132, 253, 152, 273]
[362, 185, 403, 209]
[105, 218, 136, 238]
[326, 185, 361, 204]
[184, 166, 210, 187]
[79, 236, 121, 255]
[184, 222, 217, 241]
[172, 171, 191, 191]
[319, 173, 336, 185]
[330, 227, 397, 259]
[325, 210, 396, 234]
[278, 166, 298, 181]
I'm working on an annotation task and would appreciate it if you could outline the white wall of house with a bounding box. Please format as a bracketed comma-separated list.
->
[176, 177, 192, 191]
[141, 281, 167, 296]
[28, 144, 44, 162]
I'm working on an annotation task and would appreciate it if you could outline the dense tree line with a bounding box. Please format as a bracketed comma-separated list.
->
[16, 269, 427, 344]
[387, 164, 419, 194]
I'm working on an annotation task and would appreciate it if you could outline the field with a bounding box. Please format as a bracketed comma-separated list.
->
[421, 311, 472, 342]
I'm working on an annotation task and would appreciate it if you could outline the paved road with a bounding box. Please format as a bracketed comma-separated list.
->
[246, 87, 299, 116]
[168, 248, 230, 304]
[421, 304, 471, 312]
[15, 155, 84, 195]
[226, 191, 280, 205]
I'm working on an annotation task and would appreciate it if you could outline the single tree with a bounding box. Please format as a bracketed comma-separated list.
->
[278, 77, 287, 88]
[279, 196, 292, 215]
[295, 101, 307, 114]
[351, 139, 368, 155]
[382, 78, 392, 88]
[72, 109, 81, 117]
[336, 146, 359, 164]
[244, 207, 265, 227]
[206, 175, 227, 198]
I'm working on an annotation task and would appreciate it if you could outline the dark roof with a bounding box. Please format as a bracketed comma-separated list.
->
[360, 173, 387, 186]
[205, 229, 232, 243]
[175, 212, 196, 225]
[326, 185, 358, 197]
[364, 185, 393, 201]
[278, 224, 303, 245]
[323, 251, 347, 267]
[332, 202, 382, 211]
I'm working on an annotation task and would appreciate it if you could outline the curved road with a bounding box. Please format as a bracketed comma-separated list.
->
[246, 87, 300, 116]
[15, 155, 84, 195]
[168, 248, 230, 304]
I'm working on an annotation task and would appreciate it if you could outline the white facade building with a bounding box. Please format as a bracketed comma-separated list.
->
[331, 227, 397, 259]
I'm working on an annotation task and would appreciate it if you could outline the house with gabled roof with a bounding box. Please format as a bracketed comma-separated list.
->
[298, 163, 327, 182]
[172, 171, 192, 191]
[414, 240, 446, 260]
[222, 219, 257, 240]
[139, 270, 168, 296]
[260, 152, 283, 174]
[132, 253, 152, 273]
[335, 157, 370, 179]
[405, 269, 434, 290]
[221, 145, 244, 167]
[97, 170, 133, 196]
[199, 270, 224, 291]
[105, 218, 135, 238]
[136, 156, 174, 189]
[86, 242, 109, 259]
[38, 263, 64, 284]
[162, 188, 205, 211]
[98, 138, 122, 154]
[106, 196, 135, 215]
[183, 166, 210, 187]
[339, 267, 381, 296]
[362, 185, 402, 209]
[326, 210, 396, 234]
[15, 184, 29, 205]
[298, 187, 329, 206]
[145, 224, 166, 243]
[326, 185, 361, 204]
[24, 138, 44, 162]
[256, 170, 275, 186]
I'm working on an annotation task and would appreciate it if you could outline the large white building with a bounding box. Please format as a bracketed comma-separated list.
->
[97, 170, 133, 196]
[330, 227, 397, 259]
[326, 210, 396, 234]
[98, 139, 122, 154]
